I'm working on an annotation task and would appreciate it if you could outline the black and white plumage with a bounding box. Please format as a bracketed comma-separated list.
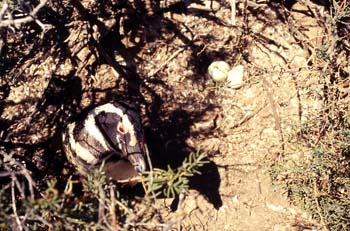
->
[62, 102, 148, 182]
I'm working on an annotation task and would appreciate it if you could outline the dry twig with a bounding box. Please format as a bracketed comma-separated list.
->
[230, 0, 236, 25]
[11, 180, 24, 231]
[0, 0, 49, 28]
[98, 184, 106, 224]
[109, 185, 121, 230]
[148, 47, 186, 77]
[313, 181, 330, 231]
[262, 77, 285, 151]
[0, 1, 8, 20]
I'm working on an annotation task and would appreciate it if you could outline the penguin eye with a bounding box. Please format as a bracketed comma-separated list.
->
[117, 123, 127, 134]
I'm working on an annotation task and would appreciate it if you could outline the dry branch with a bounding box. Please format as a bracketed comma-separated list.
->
[11, 180, 24, 231]
[0, 0, 48, 28]
[230, 0, 236, 25]
[0, 1, 8, 20]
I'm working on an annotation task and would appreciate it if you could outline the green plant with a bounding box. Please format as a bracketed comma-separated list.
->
[142, 151, 209, 198]
[0, 151, 208, 230]
[270, 107, 350, 231]
[269, 1, 350, 229]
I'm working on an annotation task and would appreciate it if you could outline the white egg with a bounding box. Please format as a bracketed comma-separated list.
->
[227, 65, 244, 89]
[208, 61, 231, 82]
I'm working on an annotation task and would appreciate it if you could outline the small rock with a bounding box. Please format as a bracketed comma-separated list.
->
[227, 65, 244, 89]
[232, 195, 240, 204]
[219, 205, 229, 213]
[189, 1, 221, 11]
[190, 106, 220, 132]
[208, 61, 231, 82]
[204, 0, 221, 11]
[290, 55, 307, 69]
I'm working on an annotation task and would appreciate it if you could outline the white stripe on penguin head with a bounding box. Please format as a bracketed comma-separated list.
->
[67, 123, 100, 165]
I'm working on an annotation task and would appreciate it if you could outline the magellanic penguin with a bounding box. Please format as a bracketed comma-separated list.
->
[62, 102, 149, 184]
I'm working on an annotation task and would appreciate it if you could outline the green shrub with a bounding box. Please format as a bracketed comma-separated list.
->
[0, 151, 207, 230]
[270, 109, 350, 230]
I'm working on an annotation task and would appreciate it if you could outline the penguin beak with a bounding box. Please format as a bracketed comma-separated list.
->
[116, 130, 147, 174]
[124, 142, 147, 174]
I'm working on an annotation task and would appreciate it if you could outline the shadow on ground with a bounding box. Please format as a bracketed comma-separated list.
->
[0, 0, 226, 209]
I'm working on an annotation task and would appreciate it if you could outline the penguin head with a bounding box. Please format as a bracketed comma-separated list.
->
[92, 102, 148, 175]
